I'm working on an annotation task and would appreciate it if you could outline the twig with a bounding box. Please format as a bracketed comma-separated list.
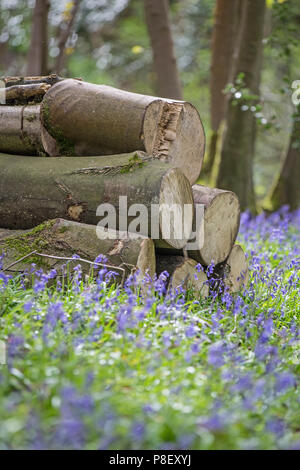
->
[3, 250, 38, 271]
[3, 251, 128, 287]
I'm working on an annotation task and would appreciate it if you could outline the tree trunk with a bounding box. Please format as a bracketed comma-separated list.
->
[54, 0, 81, 74]
[213, 244, 249, 293]
[0, 106, 43, 155]
[0, 219, 156, 281]
[144, 0, 182, 100]
[217, 0, 266, 211]
[0, 153, 193, 250]
[156, 255, 208, 298]
[27, 0, 50, 76]
[204, 0, 241, 177]
[270, 107, 300, 210]
[41, 79, 205, 184]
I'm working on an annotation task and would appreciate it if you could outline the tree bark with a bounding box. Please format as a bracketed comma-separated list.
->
[0, 219, 156, 281]
[204, 0, 241, 177]
[217, 0, 266, 211]
[54, 0, 81, 74]
[214, 244, 249, 293]
[270, 107, 300, 210]
[0, 153, 193, 250]
[210, 0, 241, 133]
[27, 0, 50, 76]
[156, 255, 208, 298]
[144, 0, 182, 100]
[0, 105, 43, 155]
[41, 79, 205, 184]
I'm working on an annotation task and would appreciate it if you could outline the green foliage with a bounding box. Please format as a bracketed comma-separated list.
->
[225, 73, 278, 131]
[119, 153, 146, 174]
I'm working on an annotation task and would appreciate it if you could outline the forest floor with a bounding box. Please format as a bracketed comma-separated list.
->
[0, 207, 299, 450]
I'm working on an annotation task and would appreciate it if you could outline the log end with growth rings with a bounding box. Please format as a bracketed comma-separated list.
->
[190, 185, 240, 266]
[159, 167, 194, 250]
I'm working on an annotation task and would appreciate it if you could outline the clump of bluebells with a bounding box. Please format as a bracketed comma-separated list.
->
[0, 207, 299, 450]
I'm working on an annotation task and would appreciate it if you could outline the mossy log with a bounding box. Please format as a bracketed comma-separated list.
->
[156, 255, 208, 298]
[0, 152, 193, 250]
[40, 79, 205, 184]
[0, 219, 156, 281]
[0, 105, 43, 154]
[214, 244, 249, 293]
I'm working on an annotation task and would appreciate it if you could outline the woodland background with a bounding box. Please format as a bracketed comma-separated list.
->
[0, 0, 299, 211]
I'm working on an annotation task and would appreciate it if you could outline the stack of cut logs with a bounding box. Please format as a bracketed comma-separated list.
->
[0, 75, 248, 295]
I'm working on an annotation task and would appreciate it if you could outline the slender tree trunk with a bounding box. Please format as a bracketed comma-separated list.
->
[54, 0, 81, 74]
[270, 107, 300, 210]
[210, 0, 241, 132]
[144, 0, 182, 100]
[204, 0, 242, 179]
[204, 0, 241, 177]
[217, 0, 266, 211]
[26, 0, 50, 76]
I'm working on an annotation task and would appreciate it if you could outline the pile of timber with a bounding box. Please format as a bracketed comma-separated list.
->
[0, 75, 248, 295]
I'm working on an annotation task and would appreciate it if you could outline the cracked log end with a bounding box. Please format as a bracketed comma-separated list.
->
[189, 185, 240, 266]
[144, 100, 205, 185]
[159, 168, 194, 250]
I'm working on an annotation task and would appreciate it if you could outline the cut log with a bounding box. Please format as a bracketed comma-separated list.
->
[0, 219, 156, 281]
[156, 255, 208, 297]
[157, 185, 240, 266]
[188, 185, 240, 266]
[2, 83, 51, 105]
[0, 74, 64, 88]
[0, 105, 43, 155]
[214, 244, 249, 293]
[0, 153, 193, 250]
[40, 79, 205, 184]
